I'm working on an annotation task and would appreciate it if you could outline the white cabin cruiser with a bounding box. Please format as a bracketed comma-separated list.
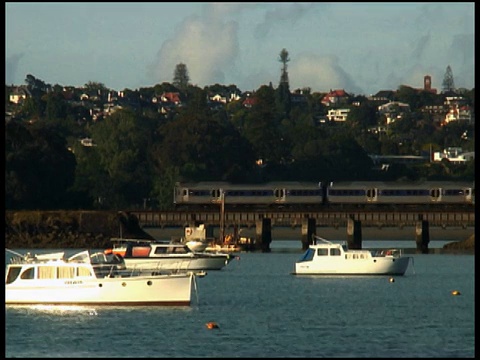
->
[293, 235, 412, 276]
[5, 249, 201, 306]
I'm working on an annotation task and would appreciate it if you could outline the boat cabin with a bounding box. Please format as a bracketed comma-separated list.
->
[109, 238, 193, 258]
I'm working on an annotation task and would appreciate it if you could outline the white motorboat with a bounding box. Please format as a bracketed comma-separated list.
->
[5, 249, 202, 306]
[182, 224, 210, 252]
[107, 238, 235, 271]
[293, 235, 412, 276]
[184, 239, 209, 252]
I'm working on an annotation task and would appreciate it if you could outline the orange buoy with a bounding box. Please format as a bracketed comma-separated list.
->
[206, 321, 219, 329]
[451, 290, 461, 296]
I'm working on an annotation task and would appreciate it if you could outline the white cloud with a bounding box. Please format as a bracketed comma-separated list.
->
[148, 10, 239, 87]
[289, 53, 363, 94]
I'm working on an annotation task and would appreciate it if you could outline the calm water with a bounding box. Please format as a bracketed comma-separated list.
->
[5, 243, 475, 358]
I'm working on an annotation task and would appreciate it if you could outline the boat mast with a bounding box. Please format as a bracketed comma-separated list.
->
[220, 189, 225, 243]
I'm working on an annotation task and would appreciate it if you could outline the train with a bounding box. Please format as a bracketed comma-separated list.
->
[173, 181, 475, 210]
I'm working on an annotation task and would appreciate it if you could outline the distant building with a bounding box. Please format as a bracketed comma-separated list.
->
[80, 137, 96, 147]
[422, 75, 437, 94]
[326, 108, 350, 122]
[433, 147, 474, 164]
[377, 101, 410, 124]
[9, 86, 31, 104]
[321, 89, 350, 107]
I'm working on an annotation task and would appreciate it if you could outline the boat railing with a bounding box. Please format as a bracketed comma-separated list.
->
[372, 249, 403, 257]
[124, 259, 195, 276]
[6, 249, 66, 264]
[111, 237, 160, 244]
[312, 234, 342, 246]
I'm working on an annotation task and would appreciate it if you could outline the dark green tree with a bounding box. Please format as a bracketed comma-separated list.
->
[152, 110, 256, 183]
[442, 65, 455, 93]
[243, 85, 287, 168]
[173, 63, 190, 91]
[346, 101, 378, 130]
[44, 92, 68, 122]
[5, 121, 76, 209]
[87, 109, 155, 208]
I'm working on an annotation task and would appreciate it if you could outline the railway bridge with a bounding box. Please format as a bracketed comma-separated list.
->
[131, 209, 474, 253]
[131, 209, 474, 229]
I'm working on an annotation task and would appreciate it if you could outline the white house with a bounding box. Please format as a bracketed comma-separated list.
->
[326, 108, 350, 122]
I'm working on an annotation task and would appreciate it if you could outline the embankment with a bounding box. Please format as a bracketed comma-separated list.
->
[4, 210, 474, 253]
[5, 210, 154, 249]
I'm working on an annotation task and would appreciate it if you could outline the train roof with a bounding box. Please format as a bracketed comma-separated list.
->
[328, 181, 474, 188]
[176, 181, 323, 188]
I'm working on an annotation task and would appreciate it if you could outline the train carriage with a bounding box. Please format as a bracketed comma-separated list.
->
[326, 181, 474, 206]
[174, 180, 474, 210]
[174, 182, 324, 208]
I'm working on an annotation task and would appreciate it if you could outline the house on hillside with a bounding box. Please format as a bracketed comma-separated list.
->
[9, 86, 31, 104]
[377, 101, 411, 124]
[326, 108, 350, 122]
[368, 90, 395, 105]
[321, 89, 350, 107]
[433, 147, 475, 164]
[242, 96, 257, 108]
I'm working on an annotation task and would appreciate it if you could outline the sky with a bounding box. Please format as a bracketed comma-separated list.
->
[5, 2, 475, 96]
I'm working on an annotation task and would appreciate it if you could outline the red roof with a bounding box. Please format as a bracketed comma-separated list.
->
[242, 97, 257, 107]
[161, 92, 181, 103]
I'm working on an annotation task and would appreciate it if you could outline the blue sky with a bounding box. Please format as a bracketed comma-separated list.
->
[5, 2, 475, 95]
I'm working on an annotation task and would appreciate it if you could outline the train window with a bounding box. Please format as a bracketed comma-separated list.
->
[445, 189, 464, 196]
[210, 189, 221, 198]
[430, 188, 440, 199]
[183, 189, 187, 196]
[366, 188, 376, 198]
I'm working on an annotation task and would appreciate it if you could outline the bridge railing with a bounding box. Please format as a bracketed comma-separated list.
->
[131, 210, 475, 229]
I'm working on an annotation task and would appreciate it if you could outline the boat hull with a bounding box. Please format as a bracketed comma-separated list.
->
[6, 273, 193, 306]
[294, 257, 411, 276]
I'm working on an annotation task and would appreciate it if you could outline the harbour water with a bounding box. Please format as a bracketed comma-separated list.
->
[5, 243, 475, 358]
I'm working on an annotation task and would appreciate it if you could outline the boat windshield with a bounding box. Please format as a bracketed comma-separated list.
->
[298, 248, 315, 262]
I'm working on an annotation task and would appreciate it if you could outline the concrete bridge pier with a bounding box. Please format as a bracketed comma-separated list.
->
[301, 218, 316, 250]
[347, 215, 362, 249]
[416, 215, 430, 254]
[206, 225, 214, 239]
[255, 218, 272, 252]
